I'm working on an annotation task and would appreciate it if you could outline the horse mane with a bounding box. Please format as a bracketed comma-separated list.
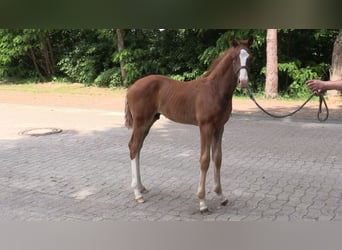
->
[202, 47, 234, 78]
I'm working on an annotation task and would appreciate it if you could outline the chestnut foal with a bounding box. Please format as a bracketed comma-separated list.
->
[125, 36, 253, 212]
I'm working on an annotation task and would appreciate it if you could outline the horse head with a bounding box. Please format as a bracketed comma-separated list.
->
[230, 36, 253, 88]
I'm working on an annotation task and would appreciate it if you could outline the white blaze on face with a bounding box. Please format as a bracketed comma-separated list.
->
[238, 49, 249, 88]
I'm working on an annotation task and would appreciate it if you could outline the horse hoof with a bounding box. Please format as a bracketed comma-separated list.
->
[135, 197, 145, 203]
[200, 207, 210, 214]
[221, 199, 228, 206]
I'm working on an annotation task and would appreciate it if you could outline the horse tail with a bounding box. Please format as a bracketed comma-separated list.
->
[125, 95, 133, 129]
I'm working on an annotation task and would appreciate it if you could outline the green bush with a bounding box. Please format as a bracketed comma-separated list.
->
[94, 67, 122, 88]
[57, 45, 98, 84]
[261, 62, 329, 98]
[113, 48, 146, 84]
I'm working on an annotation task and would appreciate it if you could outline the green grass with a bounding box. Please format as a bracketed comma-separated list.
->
[0, 82, 127, 96]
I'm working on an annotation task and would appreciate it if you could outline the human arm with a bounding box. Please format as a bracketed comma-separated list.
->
[306, 79, 342, 93]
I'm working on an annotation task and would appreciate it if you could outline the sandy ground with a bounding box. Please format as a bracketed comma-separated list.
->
[1, 89, 342, 120]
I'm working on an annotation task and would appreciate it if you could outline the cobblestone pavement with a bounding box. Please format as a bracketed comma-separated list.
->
[1, 102, 342, 221]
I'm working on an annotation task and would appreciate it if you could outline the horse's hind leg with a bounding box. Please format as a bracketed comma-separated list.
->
[130, 151, 148, 204]
[212, 127, 228, 206]
[129, 127, 146, 203]
[129, 114, 159, 203]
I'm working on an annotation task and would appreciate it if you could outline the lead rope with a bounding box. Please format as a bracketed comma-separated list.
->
[245, 87, 329, 122]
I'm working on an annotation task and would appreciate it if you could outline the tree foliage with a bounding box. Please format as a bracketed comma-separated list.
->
[0, 29, 338, 98]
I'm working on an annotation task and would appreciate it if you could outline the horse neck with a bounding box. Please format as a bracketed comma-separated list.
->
[206, 52, 238, 99]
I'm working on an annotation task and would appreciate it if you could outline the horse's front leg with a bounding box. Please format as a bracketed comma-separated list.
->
[212, 127, 228, 206]
[198, 124, 213, 212]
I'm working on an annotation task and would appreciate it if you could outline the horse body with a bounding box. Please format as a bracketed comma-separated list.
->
[125, 37, 253, 212]
[127, 74, 233, 126]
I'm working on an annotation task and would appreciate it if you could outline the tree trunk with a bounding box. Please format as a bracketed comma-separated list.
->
[38, 33, 55, 79]
[42, 42, 52, 77]
[328, 29, 342, 97]
[265, 29, 278, 98]
[29, 48, 44, 82]
[45, 35, 55, 75]
[116, 29, 127, 86]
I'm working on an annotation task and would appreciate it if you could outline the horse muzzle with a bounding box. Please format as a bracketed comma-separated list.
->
[236, 66, 249, 88]
[238, 78, 248, 88]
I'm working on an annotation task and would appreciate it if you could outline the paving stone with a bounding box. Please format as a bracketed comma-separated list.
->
[1, 103, 342, 221]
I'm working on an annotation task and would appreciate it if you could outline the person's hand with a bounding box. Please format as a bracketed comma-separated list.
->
[306, 79, 326, 95]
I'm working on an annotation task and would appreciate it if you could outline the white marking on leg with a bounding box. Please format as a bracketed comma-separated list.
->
[131, 152, 144, 201]
[199, 199, 208, 212]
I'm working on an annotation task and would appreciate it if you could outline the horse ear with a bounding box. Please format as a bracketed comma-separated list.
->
[230, 36, 239, 47]
[248, 36, 254, 48]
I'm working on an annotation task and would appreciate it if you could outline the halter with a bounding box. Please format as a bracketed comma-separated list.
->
[234, 65, 249, 75]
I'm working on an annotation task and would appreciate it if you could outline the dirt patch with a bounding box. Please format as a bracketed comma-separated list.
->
[1, 88, 342, 120]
